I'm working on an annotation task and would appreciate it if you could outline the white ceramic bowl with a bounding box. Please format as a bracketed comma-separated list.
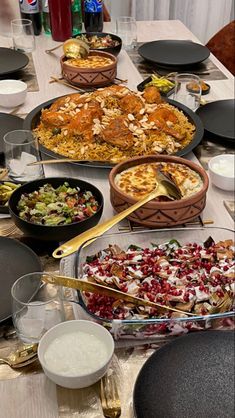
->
[38, 320, 114, 389]
[0, 80, 27, 108]
[208, 154, 235, 191]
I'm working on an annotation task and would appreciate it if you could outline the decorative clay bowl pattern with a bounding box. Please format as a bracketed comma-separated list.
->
[109, 155, 209, 228]
[60, 51, 117, 88]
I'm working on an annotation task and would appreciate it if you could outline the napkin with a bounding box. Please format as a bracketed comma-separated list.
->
[0, 373, 58, 418]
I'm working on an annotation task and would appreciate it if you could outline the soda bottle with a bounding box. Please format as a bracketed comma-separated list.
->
[84, 0, 103, 33]
[72, 0, 82, 36]
[48, 0, 72, 42]
[19, 0, 42, 36]
[42, 0, 51, 34]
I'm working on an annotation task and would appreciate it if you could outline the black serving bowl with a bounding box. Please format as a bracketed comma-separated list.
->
[8, 177, 104, 242]
[74, 32, 122, 56]
[137, 76, 175, 97]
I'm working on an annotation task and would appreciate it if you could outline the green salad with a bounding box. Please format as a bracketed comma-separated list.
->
[17, 182, 99, 226]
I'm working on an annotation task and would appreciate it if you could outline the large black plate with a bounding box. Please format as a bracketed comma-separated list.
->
[23, 96, 204, 167]
[0, 113, 24, 164]
[0, 48, 29, 76]
[133, 331, 234, 418]
[0, 237, 42, 322]
[196, 99, 235, 142]
[138, 40, 210, 67]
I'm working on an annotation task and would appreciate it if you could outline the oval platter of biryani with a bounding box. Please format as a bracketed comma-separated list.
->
[23, 85, 204, 168]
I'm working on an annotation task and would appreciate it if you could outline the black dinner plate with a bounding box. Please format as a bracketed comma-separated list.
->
[0, 113, 24, 164]
[196, 99, 235, 142]
[23, 96, 204, 167]
[0, 47, 29, 76]
[133, 331, 234, 418]
[0, 237, 42, 322]
[138, 40, 210, 67]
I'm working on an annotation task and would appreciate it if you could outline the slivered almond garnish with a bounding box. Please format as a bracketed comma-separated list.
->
[128, 113, 135, 121]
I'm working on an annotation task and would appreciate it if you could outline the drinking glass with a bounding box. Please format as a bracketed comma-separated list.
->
[11, 19, 35, 53]
[4, 130, 44, 182]
[116, 16, 137, 50]
[173, 73, 202, 111]
[11, 272, 65, 343]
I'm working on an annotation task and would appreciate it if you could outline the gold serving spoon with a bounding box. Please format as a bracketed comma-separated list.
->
[53, 173, 181, 259]
[28, 158, 115, 166]
[43, 274, 195, 316]
[0, 344, 38, 369]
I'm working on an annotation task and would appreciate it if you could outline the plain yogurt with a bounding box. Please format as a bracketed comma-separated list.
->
[44, 331, 109, 376]
[212, 158, 234, 177]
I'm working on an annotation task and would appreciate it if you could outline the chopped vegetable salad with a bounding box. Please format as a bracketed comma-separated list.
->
[17, 182, 99, 226]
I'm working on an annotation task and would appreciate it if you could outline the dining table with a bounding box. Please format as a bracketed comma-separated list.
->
[0, 19, 234, 418]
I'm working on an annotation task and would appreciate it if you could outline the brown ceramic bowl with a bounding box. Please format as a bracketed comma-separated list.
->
[109, 155, 209, 228]
[60, 51, 117, 88]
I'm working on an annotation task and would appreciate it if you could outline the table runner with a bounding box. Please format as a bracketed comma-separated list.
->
[0, 53, 39, 92]
[127, 44, 228, 81]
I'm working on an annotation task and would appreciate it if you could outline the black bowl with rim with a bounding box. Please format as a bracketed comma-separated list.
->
[74, 32, 122, 56]
[8, 177, 104, 242]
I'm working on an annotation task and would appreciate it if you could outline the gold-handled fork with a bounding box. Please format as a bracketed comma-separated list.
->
[0, 224, 18, 237]
[100, 371, 121, 418]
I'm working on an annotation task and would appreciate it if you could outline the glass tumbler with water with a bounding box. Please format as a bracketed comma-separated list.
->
[11, 272, 65, 344]
[116, 16, 137, 50]
[4, 130, 44, 182]
[11, 19, 35, 53]
[173, 73, 202, 111]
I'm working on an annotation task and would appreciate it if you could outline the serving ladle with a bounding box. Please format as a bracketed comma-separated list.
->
[0, 344, 38, 369]
[53, 170, 181, 259]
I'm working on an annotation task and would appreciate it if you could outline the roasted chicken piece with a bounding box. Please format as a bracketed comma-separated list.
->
[40, 109, 71, 127]
[49, 93, 82, 111]
[101, 116, 134, 149]
[119, 94, 144, 117]
[148, 108, 183, 140]
[143, 86, 163, 104]
[64, 100, 103, 141]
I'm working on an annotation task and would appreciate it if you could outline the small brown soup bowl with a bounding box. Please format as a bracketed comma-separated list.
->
[109, 155, 209, 228]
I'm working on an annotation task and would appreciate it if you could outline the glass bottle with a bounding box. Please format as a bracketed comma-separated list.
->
[84, 0, 103, 33]
[42, 0, 51, 35]
[72, 0, 82, 36]
[19, 0, 42, 36]
[48, 0, 72, 42]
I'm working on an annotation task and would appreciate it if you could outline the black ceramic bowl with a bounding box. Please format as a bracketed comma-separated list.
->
[74, 32, 122, 56]
[8, 177, 104, 242]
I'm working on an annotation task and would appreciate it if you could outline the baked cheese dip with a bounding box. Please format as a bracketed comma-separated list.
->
[115, 162, 203, 200]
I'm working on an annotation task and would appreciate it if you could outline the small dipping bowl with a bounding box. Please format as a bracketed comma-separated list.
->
[208, 154, 235, 191]
[38, 320, 114, 389]
[0, 80, 27, 108]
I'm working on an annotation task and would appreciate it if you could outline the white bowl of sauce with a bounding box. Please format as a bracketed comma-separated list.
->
[208, 154, 234, 191]
[0, 80, 27, 108]
[38, 320, 114, 389]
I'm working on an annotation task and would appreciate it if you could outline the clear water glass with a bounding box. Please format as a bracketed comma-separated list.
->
[173, 73, 202, 111]
[11, 19, 35, 53]
[4, 130, 44, 182]
[11, 272, 65, 344]
[116, 16, 137, 50]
